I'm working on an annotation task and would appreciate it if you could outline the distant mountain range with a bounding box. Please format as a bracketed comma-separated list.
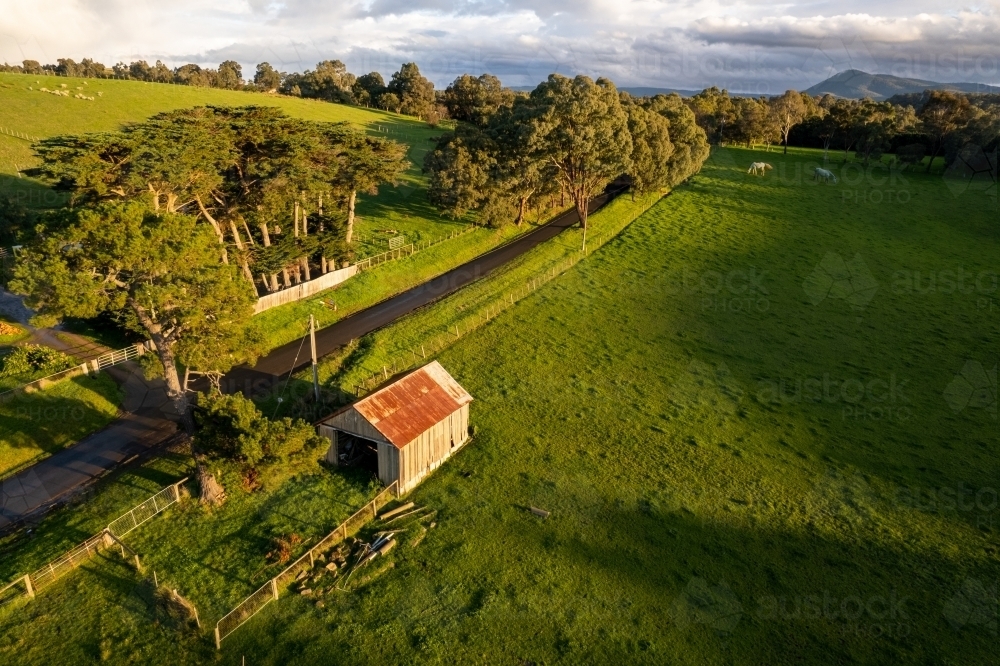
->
[510, 70, 1000, 101]
[804, 69, 1000, 100]
[510, 85, 760, 98]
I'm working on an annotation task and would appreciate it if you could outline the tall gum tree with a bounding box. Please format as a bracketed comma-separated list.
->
[527, 74, 632, 229]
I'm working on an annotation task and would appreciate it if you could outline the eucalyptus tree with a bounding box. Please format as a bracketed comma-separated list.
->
[527, 74, 632, 229]
[443, 74, 515, 126]
[770, 90, 808, 154]
[645, 93, 710, 186]
[623, 98, 674, 197]
[388, 63, 436, 119]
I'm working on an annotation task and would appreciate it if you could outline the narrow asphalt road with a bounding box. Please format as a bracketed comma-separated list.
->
[1, 182, 625, 531]
[219, 181, 626, 396]
[0, 293, 179, 533]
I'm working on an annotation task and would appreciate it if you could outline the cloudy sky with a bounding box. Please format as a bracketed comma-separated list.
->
[2, 1, 998, 92]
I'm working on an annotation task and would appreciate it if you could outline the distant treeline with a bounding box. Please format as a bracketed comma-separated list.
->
[3, 56, 997, 173]
[686, 87, 1000, 171]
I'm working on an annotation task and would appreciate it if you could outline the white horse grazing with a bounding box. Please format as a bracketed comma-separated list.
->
[748, 162, 773, 176]
[813, 167, 837, 183]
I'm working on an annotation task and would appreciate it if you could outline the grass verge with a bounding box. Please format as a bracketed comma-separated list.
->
[0, 373, 122, 478]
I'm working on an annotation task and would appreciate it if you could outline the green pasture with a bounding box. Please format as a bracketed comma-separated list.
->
[0, 71, 459, 252]
[0, 145, 996, 664]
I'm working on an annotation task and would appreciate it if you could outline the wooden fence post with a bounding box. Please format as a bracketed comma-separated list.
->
[24, 574, 34, 599]
[271, 578, 279, 600]
[215, 626, 221, 650]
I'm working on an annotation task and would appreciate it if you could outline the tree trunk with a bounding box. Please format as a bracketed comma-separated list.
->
[282, 267, 291, 288]
[301, 256, 311, 281]
[259, 223, 271, 247]
[575, 188, 589, 230]
[926, 142, 940, 173]
[346, 190, 357, 244]
[195, 196, 224, 242]
[143, 331, 193, 434]
[516, 196, 527, 226]
[241, 218, 256, 246]
[294, 202, 300, 237]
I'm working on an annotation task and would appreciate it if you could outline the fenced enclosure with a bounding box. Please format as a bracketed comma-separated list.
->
[0, 341, 153, 403]
[214, 481, 399, 648]
[0, 478, 188, 606]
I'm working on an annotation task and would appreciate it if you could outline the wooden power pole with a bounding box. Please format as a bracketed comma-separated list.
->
[310, 315, 319, 401]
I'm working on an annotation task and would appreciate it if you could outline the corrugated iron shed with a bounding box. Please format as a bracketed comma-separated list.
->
[354, 361, 472, 449]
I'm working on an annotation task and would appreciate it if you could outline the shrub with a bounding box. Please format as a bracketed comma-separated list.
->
[194, 391, 326, 480]
[0, 344, 74, 378]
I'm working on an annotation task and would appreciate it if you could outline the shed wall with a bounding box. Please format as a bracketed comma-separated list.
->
[323, 408, 388, 443]
[319, 403, 471, 493]
[397, 403, 471, 493]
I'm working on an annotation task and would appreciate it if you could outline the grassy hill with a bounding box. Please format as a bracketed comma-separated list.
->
[0, 72, 466, 256]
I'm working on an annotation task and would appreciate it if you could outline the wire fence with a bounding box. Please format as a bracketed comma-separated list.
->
[346, 190, 661, 396]
[0, 126, 40, 142]
[0, 478, 188, 605]
[351, 230, 612, 396]
[107, 477, 187, 539]
[214, 481, 399, 649]
[354, 224, 474, 267]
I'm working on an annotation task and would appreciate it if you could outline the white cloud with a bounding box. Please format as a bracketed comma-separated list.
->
[0, 1, 997, 90]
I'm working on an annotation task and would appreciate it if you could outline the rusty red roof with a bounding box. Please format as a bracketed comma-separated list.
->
[352, 361, 472, 448]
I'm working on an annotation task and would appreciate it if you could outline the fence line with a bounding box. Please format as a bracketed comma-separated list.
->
[0, 341, 152, 403]
[0, 126, 40, 142]
[252, 226, 474, 313]
[0, 478, 188, 604]
[214, 481, 399, 648]
[354, 225, 475, 270]
[107, 477, 188, 539]
[348, 193, 656, 396]
[350, 231, 607, 396]
[254, 265, 358, 314]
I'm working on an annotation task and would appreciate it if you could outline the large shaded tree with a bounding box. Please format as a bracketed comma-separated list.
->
[11, 201, 258, 502]
[645, 93, 710, 186]
[443, 74, 515, 126]
[527, 75, 632, 229]
[920, 91, 974, 173]
[388, 63, 435, 119]
[623, 99, 674, 197]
